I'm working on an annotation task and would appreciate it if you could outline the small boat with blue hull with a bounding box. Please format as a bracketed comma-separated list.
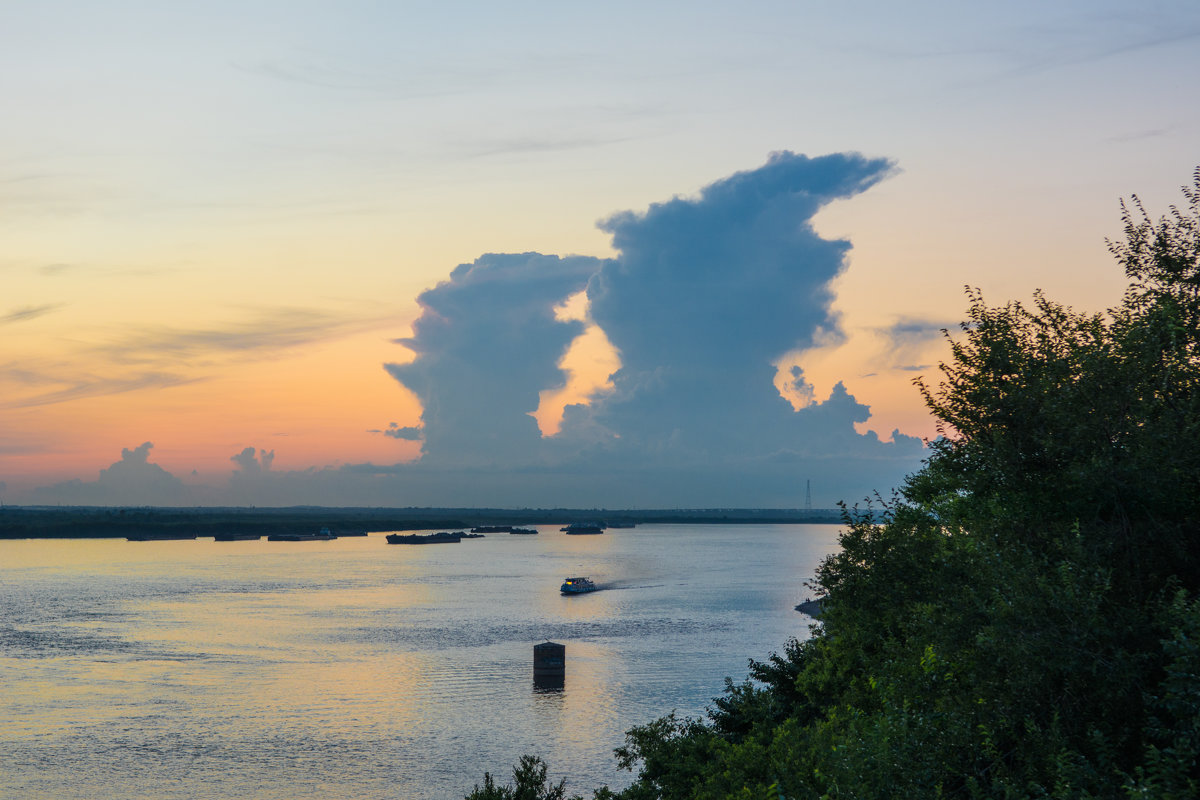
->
[560, 576, 597, 595]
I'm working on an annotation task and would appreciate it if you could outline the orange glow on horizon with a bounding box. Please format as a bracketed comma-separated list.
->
[1, 329, 423, 492]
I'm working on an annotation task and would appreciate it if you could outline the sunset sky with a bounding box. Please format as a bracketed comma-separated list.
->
[2, 1, 1198, 507]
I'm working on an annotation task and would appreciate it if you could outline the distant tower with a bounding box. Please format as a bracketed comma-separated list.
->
[805, 480, 812, 513]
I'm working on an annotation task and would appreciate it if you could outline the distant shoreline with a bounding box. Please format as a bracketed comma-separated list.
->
[0, 505, 848, 539]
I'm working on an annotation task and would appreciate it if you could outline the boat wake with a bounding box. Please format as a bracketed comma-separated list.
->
[595, 581, 665, 591]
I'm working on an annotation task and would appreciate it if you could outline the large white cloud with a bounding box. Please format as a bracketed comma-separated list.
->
[386, 252, 603, 467]
[380, 151, 925, 506]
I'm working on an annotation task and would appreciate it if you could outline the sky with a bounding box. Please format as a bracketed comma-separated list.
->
[2, 1, 1198, 508]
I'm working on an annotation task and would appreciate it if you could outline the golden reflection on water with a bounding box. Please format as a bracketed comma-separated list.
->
[1, 525, 844, 799]
[2, 536, 156, 569]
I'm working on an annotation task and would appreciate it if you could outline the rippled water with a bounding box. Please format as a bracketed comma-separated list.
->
[0, 523, 840, 799]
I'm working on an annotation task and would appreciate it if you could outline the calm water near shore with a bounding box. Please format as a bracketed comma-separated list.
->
[0, 523, 840, 799]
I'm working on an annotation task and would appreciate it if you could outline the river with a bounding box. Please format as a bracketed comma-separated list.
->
[0, 523, 839, 799]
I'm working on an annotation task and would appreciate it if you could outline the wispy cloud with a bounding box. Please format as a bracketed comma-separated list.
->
[37, 263, 78, 276]
[0, 168, 120, 219]
[881, 317, 950, 341]
[456, 135, 633, 160]
[0, 171, 60, 185]
[91, 307, 388, 367]
[1108, 127, 1172, 144]
[236, 49, 595, 99]
[0, 304, 62, 325]
[1, 306, 391, 409]
[876, 317, 952, 372]
[844, 9, 1200, 93]
[1, 370, 198, 409]
[1030, 25, 1200, 70]
[237, 58, 477, 98]
[970, 13, 1200, 84]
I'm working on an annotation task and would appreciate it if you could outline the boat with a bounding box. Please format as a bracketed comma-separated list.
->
[386, 531, 463, 544]
[213, 533, 261, 542]
[561, 522, 605, 534]
[267, 527, 337, 542]
[509, 527, 538, 535]
[560, 576, 597, 594]
[471, 525, 512, 533]
[126, 533, 197, 541]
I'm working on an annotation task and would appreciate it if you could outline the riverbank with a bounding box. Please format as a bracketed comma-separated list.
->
[0, 505, 847, 538]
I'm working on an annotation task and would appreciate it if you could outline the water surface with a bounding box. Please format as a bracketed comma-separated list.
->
[0, 523, 839, 799]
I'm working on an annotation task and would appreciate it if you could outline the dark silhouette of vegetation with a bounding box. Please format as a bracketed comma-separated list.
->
[0, 506, 842, 540]
[471, 169, 1200, 798]
[465, 755, 590, 800]
[0, 506, 468, 538]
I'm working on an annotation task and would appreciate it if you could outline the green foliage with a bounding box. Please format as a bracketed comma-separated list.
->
[465, 755, 580, 800]
[467, 169, 1200, 799]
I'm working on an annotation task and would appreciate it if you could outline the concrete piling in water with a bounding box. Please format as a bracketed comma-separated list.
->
[533, 641, 565, 690]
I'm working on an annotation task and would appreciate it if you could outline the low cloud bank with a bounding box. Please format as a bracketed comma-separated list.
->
[30, 442, 190, 506]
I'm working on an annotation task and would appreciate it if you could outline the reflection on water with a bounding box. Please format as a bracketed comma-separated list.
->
[533, 676, 565, 693]
[0, 524, 840, 799]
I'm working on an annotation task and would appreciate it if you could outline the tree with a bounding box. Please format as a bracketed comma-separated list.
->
[467, 168, 1200, 799]
[465, 755, 579, 800]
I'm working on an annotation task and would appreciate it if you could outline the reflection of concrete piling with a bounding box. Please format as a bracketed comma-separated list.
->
[533, 641, 565, 690]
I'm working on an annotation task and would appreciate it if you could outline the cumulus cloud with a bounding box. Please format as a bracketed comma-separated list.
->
[574, 151, 898, 461]
[30, 441, 191, 506]
[386, 252, 603, 466]
[231, 446, 274, 474]
[373, 151, 926, 506]
[592, 152, 890, 369]
[226, 446, 280, 504]
[380, 422, 423, 440]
